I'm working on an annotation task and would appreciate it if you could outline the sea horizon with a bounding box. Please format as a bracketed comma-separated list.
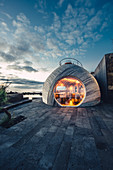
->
[0, 78, 44, 94]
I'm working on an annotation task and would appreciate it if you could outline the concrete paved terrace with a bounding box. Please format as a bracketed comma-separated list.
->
[0, 99, 113, 170]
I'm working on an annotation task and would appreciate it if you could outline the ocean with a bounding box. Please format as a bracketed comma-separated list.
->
[23, 94, 42, 99]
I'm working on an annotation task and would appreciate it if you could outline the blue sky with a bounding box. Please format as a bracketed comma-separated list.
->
[0, 0, 113, 92]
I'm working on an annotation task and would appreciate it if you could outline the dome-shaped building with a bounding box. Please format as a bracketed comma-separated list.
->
[42, 58, 101, 107]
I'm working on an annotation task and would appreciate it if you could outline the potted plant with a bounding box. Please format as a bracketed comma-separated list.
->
[0, 81, 12, 124]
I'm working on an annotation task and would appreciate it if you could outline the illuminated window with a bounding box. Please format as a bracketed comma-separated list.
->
[53, 77, 86, 107]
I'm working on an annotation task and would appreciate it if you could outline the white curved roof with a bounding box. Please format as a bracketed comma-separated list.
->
[42, 64, 101, 107]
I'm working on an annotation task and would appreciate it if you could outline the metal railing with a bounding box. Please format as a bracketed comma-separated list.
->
[59, 58, 83, 67]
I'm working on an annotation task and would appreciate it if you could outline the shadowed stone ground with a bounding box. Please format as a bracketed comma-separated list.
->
[0, 98, 113, 170]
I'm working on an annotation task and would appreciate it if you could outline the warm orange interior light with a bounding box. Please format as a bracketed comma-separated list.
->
[60, 83, 64, 86]
[70, 86, 73, 90]
[53, 76, 86, 107]
[69, 100, 75, 106]
[76, 80, 80, 84]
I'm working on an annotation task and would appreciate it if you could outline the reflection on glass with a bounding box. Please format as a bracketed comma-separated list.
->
[53, 77, 86, 106]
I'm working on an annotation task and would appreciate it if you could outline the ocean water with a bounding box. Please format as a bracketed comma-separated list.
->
[1, 79, 43, 99]
[23, 94, 42, 99]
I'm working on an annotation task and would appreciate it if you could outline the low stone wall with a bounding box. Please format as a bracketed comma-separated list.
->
[7, 93, 23, 103]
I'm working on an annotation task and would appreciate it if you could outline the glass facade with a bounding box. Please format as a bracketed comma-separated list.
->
[53, 77, 86, 107]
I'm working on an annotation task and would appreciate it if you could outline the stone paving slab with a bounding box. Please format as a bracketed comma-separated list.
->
[0, 99, 113, 170]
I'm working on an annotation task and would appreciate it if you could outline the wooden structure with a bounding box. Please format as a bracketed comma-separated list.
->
[42, 59, 101, 107]
[94, 53, 113, 101]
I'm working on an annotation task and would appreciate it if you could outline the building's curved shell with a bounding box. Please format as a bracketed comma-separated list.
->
[42, 64, 101, 107]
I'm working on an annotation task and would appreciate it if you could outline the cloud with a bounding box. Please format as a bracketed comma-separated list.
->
[16, 13, 30, 25]
[7, 65, 22, 71]
[34, 26, 45, 33]
[23, 66, 38, 72]
[8, 42, 32, 60]
[0, 76, 44, 92]
[24, 60, 32, 65]
[100, 22, 107, 32]
[77, 37, 84, 45]
[1, 22, 9, 31]
[0, 51, 16, 62]
[58, 0, 64, 7]
[40, 68, 49, 72]
[75, 0, 91, 7]
[47, 38, 59, 51]
[0, 0, 112, 79]
[65, 39, 74, 45]
[52, 12, 61, 32]
[12, 78, 43, 85]
[12, 13, 45, 54]
[35, 0, 47, 14]
[8, 64, 38, 72]
[13, 84, 43, 90]
[0, 77, 43, 85]
[86, 11, 102, 30]
[0, 12, 49, 77]
[38, 0, 46, 9]
[0, 13, 45, 65]
[1, 12, 12, 19]
[0, 37, 8, 51]
[54, 1, 112, 58]
[16, 41, 30, 53]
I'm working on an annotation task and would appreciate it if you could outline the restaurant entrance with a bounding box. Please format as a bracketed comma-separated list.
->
[53, 76, 86, 107]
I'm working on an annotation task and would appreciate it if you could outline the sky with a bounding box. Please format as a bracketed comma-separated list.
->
[0, 0, 113, 92]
